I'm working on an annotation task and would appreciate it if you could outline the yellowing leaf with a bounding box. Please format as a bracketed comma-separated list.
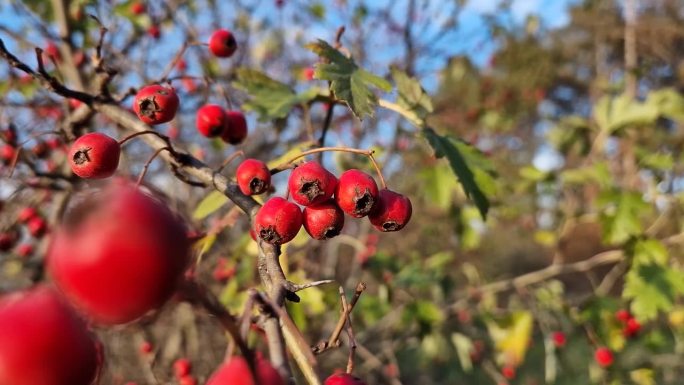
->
[193, 191, 229, 220]
[487, 311, 533, 366]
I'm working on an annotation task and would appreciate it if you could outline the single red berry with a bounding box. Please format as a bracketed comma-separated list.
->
[147, 25, 160, 39]
[552, 331, 566, 348]
[130, 1, 146, 15]
[0, 285, 100, 385]
[368, 189, 412, 232]
[1, 126, 18, 145]
[623, 317, 641, 337]
[0, 144, 16, 164]
[254, 197, 303, 245]
[179, 375, 198, 385]
[47, 180, 191, 324]
[303, 67, 315, 81]
[176, 59, 187, 72]
[133, 84, 179, 125]
[47, 137, 62, 150]
[196, 104, 228, 137]
[501, 365, 516, 380]
[32, 141, 49, 158]
[182, 77, 197, 94]
[44, 42, 62, 62]
[594, 347, 614, 368]
[615, 309, 631, 323]
[27, 216, 47, 238]
[17, 207, 38, 223]
[324, 373, 367, 385]
[236, 159, 271, 195]
[68, 98, 83, 110]
[174, 358, 192, 378]
[303, 199, 345, 240]
[208, 29, 238, 58]
[206, 356, 284, 385]
[287, 161, 337, 206]
[221, 110, 248, 145]
[335, 169, 379, 218]
[68, 133, 121, 179]
[140, 341, 153, 354]
[0, 232, 17, 251]
[15, 243, 34, 258]
[212, 258, 236, 282]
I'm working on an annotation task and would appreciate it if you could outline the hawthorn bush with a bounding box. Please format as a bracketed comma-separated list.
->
[1, 1, 684, 385]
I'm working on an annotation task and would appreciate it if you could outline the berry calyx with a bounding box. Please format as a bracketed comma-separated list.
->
[236, 158, 271, 195]
[552, 331, 566, 348]
[254, 197, 302, 245]
[221, 110, 248, 145]
[206, 356, 284, 385]
[324, 373, 367, 385]
[133, 84, 179, 125]
[335, 169, 379, 218]
[68, 133, 121, 179]
[594, 347, 614, 368]
[208, 29, 238, 58]
[0, 285, 100, 385]
[47, 179, 191, 324]
[288, 161, 337, 206]
[303, 199, 345, 240]
[196, 104, 228, 137]
[368, 189, 412, 232]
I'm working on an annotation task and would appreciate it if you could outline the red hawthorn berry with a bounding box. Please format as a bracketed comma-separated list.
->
[0, 232, 17, 251]
[615, 309, 631, 323]
[208, 29, 238, 58]
[139, 341, 153, 355]
[32, 141, 49, 158]
[287, 161, 337, 206]
[324, 373, 367, 385]
[176, 59, 187, 72]
[179, 375, 198, 385]
[212, 258, 236, 282]
[303, 199, 345, 240]
[206, 356, 284, 385]
[68, 133, 121, 179]
[46, 179, 191, 324]
[0, 285, 100, 385]
[27, 216, 47, 238]
[0, 144, 16, 164]
[254, 197, 303, 245]
[249, 227, 257, 241]
[16, 243, 34, 258]
[47, 138, 62, 150]
[501, 365, 516, 380]
[17, 207, 38, 223]
[623, 318, 641, 337]
[130, 1, 146, 15]
[182, 77, 197, 94]
[552, 331, 566, 348]
[133, 84, 179, 125]
[174, 358, 192, 378]
[335, 169, 379, 218]
[68, 98, 83, 110]
[0, 126, 17, 145]
[221, 110, 248, 145]
[147, 25, 161, 39]
[303, 67, 315, 81]
[44, 42, 62, 62]
[594, 347, 614, 368]
[368, 189, 412, 231]
[236, 159, 271, 195]
[196, 104, 228, 137]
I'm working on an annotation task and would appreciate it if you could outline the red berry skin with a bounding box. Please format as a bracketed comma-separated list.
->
[335, 170, 379, 218]
[16, 243, 34, 258]
[196, 104, 227, 137]
[288, 161, 337, 206]
[147, 26, 160, 39]
[615, 309, 631, 323]
[140, 341, 153, 354]
[44, 42, 62, 62]
[0, 232, 17, 251]
[47, 180, 191, 324]
[594, 347, 614, 368]
[221, 110, 248, 145]
[303, 199, 345, 240]
[17, 207, 38, 223]
[324, 373, 367, 385]
[623, 318, 641, 337]
[552, 331, 566, 348]
[237, 159, 271, 195]
[32, 141, 49, 158]
[179, 375, 198, 385]
[501, 366, 516, 380]
[68, 133, 121, 179]
[133, 84, 179, 125]
[0, 144, 16, 164]
[27, 216, 47, 238]
[0, 285, 100, 385]
[206, 356, 284, 385]
[174, 358, 192, 378]
[208, 29, 238, 58]
[254, 197, 303, 245]
[368, 189, 412, 232]
[130, 1, 146, 15]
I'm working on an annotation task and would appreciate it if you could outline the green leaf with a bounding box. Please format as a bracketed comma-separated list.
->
[423, 128, 495, 219]
[233, 68, 319, 121]
[598, 191, 649, 244]
[632, 238, 668, 266]
[390, 66, 433, 124]
[646, 88, 684, 122]
[451, 333, 474, 372]
[192, 191, 229, 220]
[306, 40, 391, 119]
[594, 94, 659, 133]
[418, 163, 459, 210]
[624, 263, 684, 322]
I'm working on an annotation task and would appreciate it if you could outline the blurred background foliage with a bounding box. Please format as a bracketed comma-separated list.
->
[2, 0, 684, 384]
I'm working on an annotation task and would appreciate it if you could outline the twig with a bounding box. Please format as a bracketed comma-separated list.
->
[341, 287, 357, 374]
[313, 282, 366, 354]
[216, 150, 244, 173]
[290, 279, 335, 292]
[136, 147, 172, 186]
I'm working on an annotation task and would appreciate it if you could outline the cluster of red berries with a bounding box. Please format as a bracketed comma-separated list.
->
[235, 159, 412, 245]
[615, 309, 641, 338]
[0, 206, 48, 258]
[196, 104, 248, 145]
[173, 358, 197, 385]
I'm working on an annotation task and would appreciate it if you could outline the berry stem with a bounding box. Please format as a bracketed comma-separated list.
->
[136, 147, 171, 186]
[216, 150, 244, 173]
[273, 146, 388, 189]
[118, 130, 172, 148]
